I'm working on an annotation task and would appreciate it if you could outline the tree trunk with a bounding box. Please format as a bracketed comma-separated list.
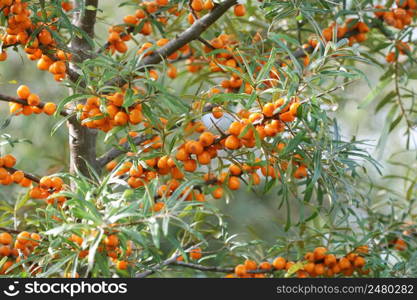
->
[68, 0, 99, 177]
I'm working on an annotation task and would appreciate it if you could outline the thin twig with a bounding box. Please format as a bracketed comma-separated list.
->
[0, 93, 69, 117]
[394, 62, 412, 129]
[173, 261, 234, 273]
[96, 134, 156, 167]
[0, 227, 22, 234]
[4, 167, 41, 183]
[135, 243, 203, 278]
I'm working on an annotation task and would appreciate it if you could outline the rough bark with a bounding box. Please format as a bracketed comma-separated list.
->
[68, 0, 99, 176]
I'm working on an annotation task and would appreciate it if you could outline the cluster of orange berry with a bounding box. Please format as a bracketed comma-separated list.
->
[221, 97, 300, 152]
[139, 38, 191, 60]
[322, 19, 370, 45]
[61, 1, 73, 12]
[0, 154, 33, 187]
[187, 0, 215, 24]
[375, 0, 415, 30]
[76, 92, 143, 132]
[68, 233, 133, 272]
[29, 176, 65, 205]
[106, 0, 176, 54]
[205, 34, 246, 91]
[385, 41, 411, 63]
[9, 85, 56, 116]
[228, 246, 369, 278]
[107, 133, 213, 209]
[0, 0, 72, 81]
[392, 238, 408, 250]
[187, 1, 245, 24]
[0, 231, 41, 275]
[103, 98, 307, 203]
[177, 247, 203, 261]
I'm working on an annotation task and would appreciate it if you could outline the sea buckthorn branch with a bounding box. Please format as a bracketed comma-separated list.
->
[96, 134, 156, 168]
[196, 36, 216, 50]
[67, 0, 101, 176]
[394, 62, 413, 129]
[0, 93, 69, 117]
[4, 167, 40, 184]
[173, 260, 234, 273]
[135, 243, 203, 278]
[70, 0, 99, 61]
[0, 227, 22, 234]
[106, 0, 238, 87]
[96, 102, 228, 170]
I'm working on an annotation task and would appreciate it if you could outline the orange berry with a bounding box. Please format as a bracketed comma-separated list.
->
[234, 264, 247, 276]
[16, 231, 31, 244]
[69, 234, 83, 246]
[11, 171, 24, 183]
[228, 121, 243, 136]
[386, 51, 396, 63]
[0, 51, 7, 61]
[314, 263, 325, 276]
[38, 29, 53, 45]
[62, 1, 74, 11]
[234, 4, 246, 17]
[30, 233, 41, 246]
[244, 259, 257, 270]
[167, 64, 177, 78]
[27, 94, 40, 106]
[183, 159, 197, 172]
[191, 0, 204, 11]
[353, 256, 366, 268]
[259, 261, 272, 270]
[204, 0, 214, 10]
[262, 103, 275, 117]
[285, 261, 295, 270]
[338, 257, 352, 270]
[394, 238, 407, 251]
[17, 85, 30, 99]
[153, 202, 165, 212]
[127, 177, 144, 189]
[272, 256, 286, 270]
[229, 164, 242, 176]
[211, 187, 224, 199]
[0, 232, 13, 245]
[294, 165, 308, 179]
[197, 151, 211, 165]
[123, 15, 138, 25]
[199, 131, 215, 147]
[313, 247, 327, 261]
[43, 102, 56, 115]
[3, 154, 16, 168]
[0, 245, 11, 257]
[212, 106, 223, 119]
[324, 254, 337, 266]
[114, 111, 129, 125]
[106, 160, 117, 171]
[190, 247, 202, 260]
[224, 135, 241, 150]
[228, 176, 240, 190]
[104, 234, 119, 247]
[49, 61, 66, 74]
[186, 141, 204, 155]
[304, 262, 315, 274]
[116, 260, 128, 270]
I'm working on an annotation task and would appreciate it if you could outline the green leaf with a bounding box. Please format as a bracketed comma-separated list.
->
[55, 94, 90, 116]
[51, 113, 74, 136]
[358, 75, 392, 108]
